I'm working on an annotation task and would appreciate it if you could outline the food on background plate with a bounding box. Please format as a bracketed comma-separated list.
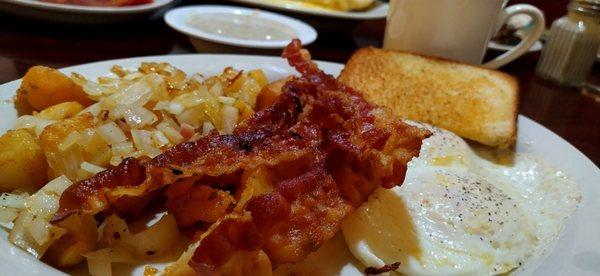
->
[253, 0, 375, 11]
[338, 47, 518, 148]
[302, 0, 375, 11]
[187, 13, 296, 42]
[40, 0, 152, 7]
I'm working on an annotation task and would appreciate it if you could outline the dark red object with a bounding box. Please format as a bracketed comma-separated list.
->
[40, 0, 152, 7]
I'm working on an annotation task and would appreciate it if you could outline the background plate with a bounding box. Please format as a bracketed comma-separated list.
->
[0, 0, 174, 23]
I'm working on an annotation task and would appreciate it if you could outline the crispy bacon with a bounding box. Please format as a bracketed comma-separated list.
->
[183, 40, 429, 274]
[166, 179, 237, 227]
[365, 262, 402, 275]
[52, 91, 310, 221]
[52, 39, 430, 275]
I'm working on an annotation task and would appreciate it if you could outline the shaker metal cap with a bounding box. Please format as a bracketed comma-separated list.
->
[568, 0, 600, 15]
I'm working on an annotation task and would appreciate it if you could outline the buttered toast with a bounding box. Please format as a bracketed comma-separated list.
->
[338, 47, 518, 148]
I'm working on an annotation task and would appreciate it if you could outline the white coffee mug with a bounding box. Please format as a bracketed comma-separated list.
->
[383, 0, 545, 69]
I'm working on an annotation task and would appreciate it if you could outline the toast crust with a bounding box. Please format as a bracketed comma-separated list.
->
[338, 47, 519, 148]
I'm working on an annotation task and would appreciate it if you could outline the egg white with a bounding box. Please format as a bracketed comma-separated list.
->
[341, 124, 581, 275]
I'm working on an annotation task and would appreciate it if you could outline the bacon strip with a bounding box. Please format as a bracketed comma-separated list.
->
[52, 39, 430, 275]
[186, 40, 430, 273]
[52, 91, 310, 221]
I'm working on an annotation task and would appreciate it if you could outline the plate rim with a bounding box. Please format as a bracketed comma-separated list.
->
[0, 0, 174, 14]
[0, 53, 598, 276]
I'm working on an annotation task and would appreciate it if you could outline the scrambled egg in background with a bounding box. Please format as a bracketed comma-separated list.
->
[304, 0, 375, 10]
[260, 0, 376, 11]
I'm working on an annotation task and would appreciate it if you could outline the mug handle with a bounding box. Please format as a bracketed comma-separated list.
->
[483, 4, 545, 69]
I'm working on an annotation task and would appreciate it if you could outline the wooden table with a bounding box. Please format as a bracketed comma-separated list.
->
[0, 2, 598, 165]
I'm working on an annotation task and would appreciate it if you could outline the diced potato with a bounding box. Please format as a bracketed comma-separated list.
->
[80, 130, 112, 168]
[248, 69, 268, 87]
[0, 129, 47, 193]
[234, 100, 254, 122]
[14, 87, 34, 116]
[19, 66, 94, 111]
[220, 67, 243, 93]
[100, 214, 184, 257]
[227, 73, 246, 94]
[126, 214, 182, 258]
[43, 215, 99, 267]
[84, 247, 136, 276]
[256, 77, 289, 110]
[220, 250, 272, 276]
[221, 72, 263, 108]
[41, 113, 95, 152]
[237, 77, 262, 108]
[9, 210, 66, 258]
[40, 113, 98, 179]
[37, 102, 84, 120]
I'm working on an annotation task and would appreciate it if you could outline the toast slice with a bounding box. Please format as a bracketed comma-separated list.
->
[338, 47, 518, 148]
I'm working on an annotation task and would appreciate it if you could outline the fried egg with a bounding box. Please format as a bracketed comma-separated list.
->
[341, 124, 581, 275]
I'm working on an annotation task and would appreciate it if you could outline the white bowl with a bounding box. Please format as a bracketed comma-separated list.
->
[164, 5, 317, 50]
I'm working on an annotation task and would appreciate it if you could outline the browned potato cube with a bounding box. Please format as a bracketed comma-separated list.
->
[256, 77, 289, 110]
[14, 87, 34, 116]
[43, 215, 98, 267]
[0, 129, 47, 192]
[40, 113, 98, 179]
[19, 66, 94, 111]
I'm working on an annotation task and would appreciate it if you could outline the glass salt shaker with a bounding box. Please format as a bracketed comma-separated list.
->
[536, 0, 600, 87]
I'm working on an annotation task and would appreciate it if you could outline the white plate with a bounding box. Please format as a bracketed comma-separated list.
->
[164, 5, 317, 49]
[0, 55, 599, 276]
[227, 0, 388, 20]
[488, 40, 543, 52]
[0, 0, 174, 23]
